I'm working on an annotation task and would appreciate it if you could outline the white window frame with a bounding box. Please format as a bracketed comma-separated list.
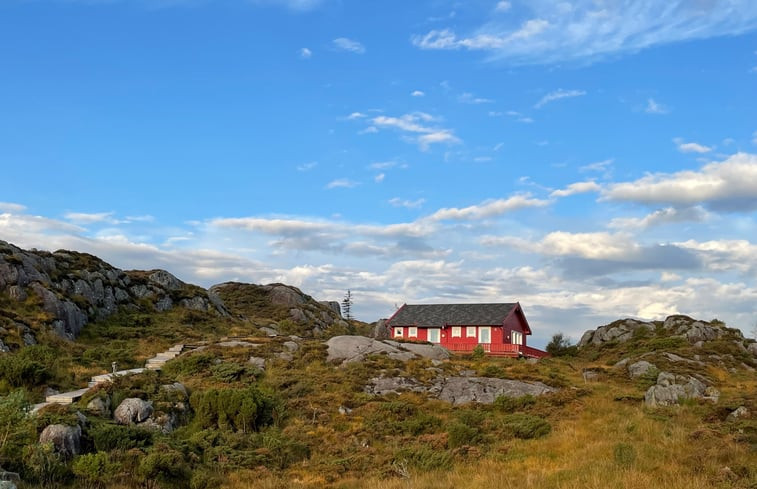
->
[466, 326, 477, 338]
[512, 331, 523, 345]
[451, 326, 462, 338]
[394, 327, 403, 338]
[427, 328, 440, 343]
[408, 326, 417, 338]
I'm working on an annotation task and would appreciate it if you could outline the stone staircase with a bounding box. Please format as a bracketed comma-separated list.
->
[32, 344, 190, 412]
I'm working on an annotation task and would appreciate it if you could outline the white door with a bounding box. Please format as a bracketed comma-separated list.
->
[427, 328, 440, 343]
[479, 327, 491, 344]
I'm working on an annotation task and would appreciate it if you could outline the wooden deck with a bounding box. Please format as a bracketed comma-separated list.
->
[445, 343, 549, 358]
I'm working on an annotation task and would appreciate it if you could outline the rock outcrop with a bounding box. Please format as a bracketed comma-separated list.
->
[114, 398, 153, 425]
[38, 424, 81, 457]
[326, 336, 451, 364]
[210, 282, 345, 336]
[365, 375, 556, 405]
[0, 241, 227, 341]
[579, 315, 754, 355]
[644, 372, 720, 407]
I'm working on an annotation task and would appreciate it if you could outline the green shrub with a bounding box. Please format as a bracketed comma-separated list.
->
[210, 362, 258, 383]
[23, 442, 70, 487]
[546, 333, 577, 357]
[395, 445, 452, 471]
[494, 394, 536, 412]
[72, 452, 118, 489]
[190, 385, 276, 433]
[137, 445, 190, 489]
[0, 390, 35, 468]
[0, 354, 49, 389]
[161, 352, 216, 379]
[471, 345, 485, 360]
[254, 428, 310, 469]
[89, 423, 154, 451]
[501, 413, 551, 439]
[447, 422, 481, 448]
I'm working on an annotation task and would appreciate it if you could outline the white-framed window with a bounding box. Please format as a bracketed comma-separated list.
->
[428, 328, 440, 343]
[408, 327, 418, 337]
[394, 327, 403, 337]
[451, 326, 462, 338]
[512, 331, 523, 345]
[466, 326, 477, 338]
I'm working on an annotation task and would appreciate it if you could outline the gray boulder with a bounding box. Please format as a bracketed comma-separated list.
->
[148, 270, 183, 291]
[319, 301, 342, 317]
[86, 396, 111, 417]
[628, 360, 657, 379]
[578, 318, 655, 347]
[266, 285, 306, 307]
[747, 343, 757, 357]
[663, 315, 725, 343]
[248, 357, 266, 370]
[283, 341, 299, 352]
[326, 336, 452, 364]
[727, 406, 749, 421]
[0, 481, 18, 489]
[39, 424, 81, 457]
[114, 398, 153, 425]
[644, 372, 719, 407]
[365, 376, 428, 396]
[289, 308, 307, 323]
[437, 377, 556, 405]
[372, 319, 391, 339]
[390, 341, 451, 361]
[0, 339, 8, 353]
[7, 285, 26, 302]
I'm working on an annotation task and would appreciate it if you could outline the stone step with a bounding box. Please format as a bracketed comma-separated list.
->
[46, 387, 90, 405]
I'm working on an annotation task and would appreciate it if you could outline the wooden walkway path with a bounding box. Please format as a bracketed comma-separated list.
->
[32, 344, 188, 413]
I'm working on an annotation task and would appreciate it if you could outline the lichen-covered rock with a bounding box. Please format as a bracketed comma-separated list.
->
[114, 398, 153, 425]
[437, 377, 556, 405]
[248, 357, 266, 370]
[644, 372, 718, 407]
[39, 424, 81, 457]
[372, 319, 390, 339]
[578, 318, 655, 347]
[87, 396, 111, 417]
[727, 406, 749, 420]
[266, 285, 306, 307]
[319, 300, 342, 317]
[148, 270, 183, 291]
[327, 336, 419, 364]
[628, 360, 657, 379]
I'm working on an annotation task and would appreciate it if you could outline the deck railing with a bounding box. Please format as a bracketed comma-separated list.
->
[445, 343, 548, 358]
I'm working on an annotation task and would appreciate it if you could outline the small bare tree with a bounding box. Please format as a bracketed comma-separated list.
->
[341, 290, 353, 320]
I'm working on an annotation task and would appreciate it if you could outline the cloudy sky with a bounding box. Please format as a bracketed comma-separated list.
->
[1, 0, 757, 347]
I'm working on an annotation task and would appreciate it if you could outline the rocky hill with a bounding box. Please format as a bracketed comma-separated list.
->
[0, 241, 347, 353]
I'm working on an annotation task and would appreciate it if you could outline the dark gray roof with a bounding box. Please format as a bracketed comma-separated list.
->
[387, 303, 518, 328]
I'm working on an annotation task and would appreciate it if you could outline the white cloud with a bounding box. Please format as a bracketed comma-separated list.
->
[534, 89, 586, 109]
[359, 126, 379, 134]
[369, 161, 399, 170]
[430, 194, 549, 221]
[374, 173, 385, 183]
[609, 206, 709, 230]
[602, 152, 757, 211]
[458, 92, 494, 104]
[495, 1, 511, 12]
[326, 178, 360, 189]
[299, 47, 312, 59]
[333, 37, 365, 54]
[411, 90, 425, 97]
[580, 159, 613, 173]
[0, 202, 26, 213]
[411, 1, 757, 65]
[753, 130, 757, 145]
[367, 112, 460, 150]
[389, 197, 426, 209]
[549, 181, 601, 198]
[645, 98, 668, 114]
[674, 138, 712, 153]
[64, 212, 117, 224]
[346, 112, 367, 120]
[297, 161, 318, 171]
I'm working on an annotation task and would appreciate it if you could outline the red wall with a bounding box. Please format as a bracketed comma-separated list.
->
[439, 326, 504, 346]
[502, 308, 528, 346]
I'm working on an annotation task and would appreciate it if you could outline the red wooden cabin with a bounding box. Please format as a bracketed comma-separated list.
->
[385, 302, 548, 359]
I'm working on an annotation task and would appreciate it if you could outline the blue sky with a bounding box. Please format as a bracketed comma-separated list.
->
[1, 0, 757, 346]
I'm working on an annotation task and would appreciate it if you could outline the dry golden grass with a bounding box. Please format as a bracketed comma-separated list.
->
[221, 371, 757, 489]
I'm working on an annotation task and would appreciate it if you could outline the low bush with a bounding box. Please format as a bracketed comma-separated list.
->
[89, 423, 154, 451]
[500, 413, 551, 439]
[395, 445, 452, 471]
[494, 394, 536, 412]
[190, 385, 276, 433]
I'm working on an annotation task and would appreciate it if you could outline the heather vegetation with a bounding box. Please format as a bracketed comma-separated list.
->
[0, 245, 756, 488]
